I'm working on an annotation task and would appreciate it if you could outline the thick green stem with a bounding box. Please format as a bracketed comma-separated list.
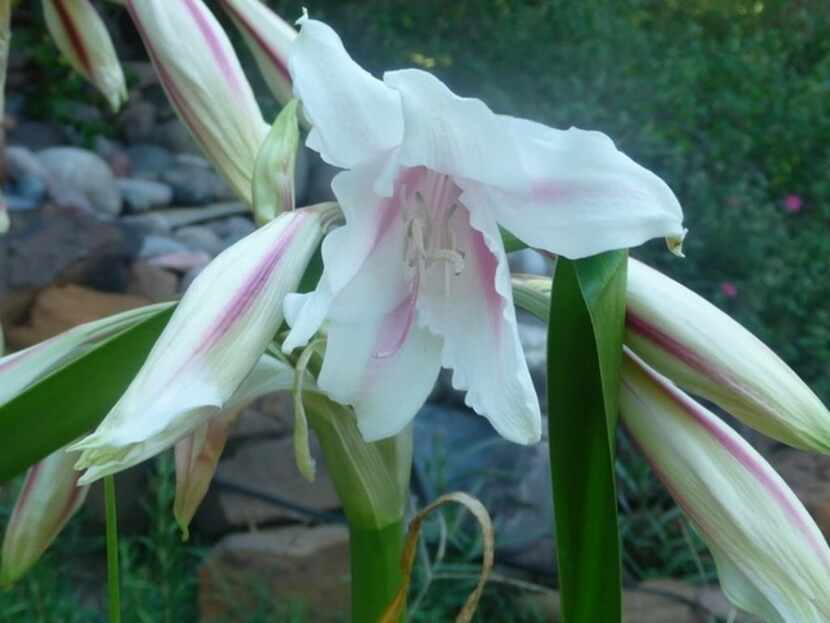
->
[350, 520, 406, 623]
[104, 475, 121, 623]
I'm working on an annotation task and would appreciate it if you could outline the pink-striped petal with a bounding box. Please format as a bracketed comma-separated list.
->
[72, 205, 337, 484]
[126, 0, 268, 205]
[217, 0, 295, 107]
[1, 446, 89, 586]
[621, 349, 830, 622]
[42, 0, 127, 112]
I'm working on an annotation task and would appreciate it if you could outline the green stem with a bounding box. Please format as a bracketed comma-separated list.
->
[350, 520, 406, 623]
[104, 475, 121, 623]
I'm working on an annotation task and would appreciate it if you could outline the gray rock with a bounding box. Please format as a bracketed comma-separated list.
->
[119, 99, 157, 144]
[509, 248, 548, 275]
[209, 215, 255, 244]
[139, 234, 190, 259]
[37, 147, 122, 217]
[7, 121, 66, 151]
[122, 202, 248, 232]
[150, 118, 200, 155]
[161, 163, 233, 205]
[126, 143, 173, 179]
[5, 196, 39, 211]
[117, 178, 173, 213]
[5, 146, 48, 204]
[414, 404, 554, 573]
[175, 225, 224, 256]
[93, 136, 131, 177]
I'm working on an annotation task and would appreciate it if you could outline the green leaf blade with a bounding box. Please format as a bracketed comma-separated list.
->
[0, 308, 172, 481]
[547, 251, 627, 623]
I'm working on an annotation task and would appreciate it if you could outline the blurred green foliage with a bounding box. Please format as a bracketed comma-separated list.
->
[266, 0, 830, 401]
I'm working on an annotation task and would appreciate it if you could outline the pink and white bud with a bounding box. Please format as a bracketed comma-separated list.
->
[1, 446, 89, 586]
[626, 258, 830, 452]
[72, 204, 339, 484]
[217, 0, 296, 107]
[0, 303, 173, 407]
[621, 349, 830, 622]
[173, 354, 296, 537]
[125, 0, 269, 206]
[42, 0, 127, 112]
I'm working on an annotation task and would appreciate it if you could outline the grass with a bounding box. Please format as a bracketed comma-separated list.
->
[0, 437, 717, 623]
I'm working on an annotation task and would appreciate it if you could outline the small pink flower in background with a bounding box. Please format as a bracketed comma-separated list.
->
[721, 281, 738, 299]
[783, 194, 803, 214]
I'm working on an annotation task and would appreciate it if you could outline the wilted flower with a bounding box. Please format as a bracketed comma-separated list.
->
[73, 205, 337, 483]
[42, 0, 127, 112]
[282, 18, 685, 444]
[621, 349, 830, 623]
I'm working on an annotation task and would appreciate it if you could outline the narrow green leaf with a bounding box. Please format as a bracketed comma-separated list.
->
[546, 251, 627, 623]
[500, 227, 528, 253]
[0, 308, 172, 481]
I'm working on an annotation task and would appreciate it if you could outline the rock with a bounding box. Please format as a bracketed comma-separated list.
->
[161, 162, 233, 205]
[191, 436, 340, 536]
[117, 178, 173, 213]
[770, 449, 830, 541]
[153, 252, 211, 277]
[124, 203, 248, 232]
[175, 225, 224, 256]
[0, 207, 140, 326]
[123, 61, 158, 90]
[126, 262, 179, 302]
[209, 215, 255, 245]
[509, 248, 548, 275]
[125, 143, 173, 180]
[199, 525, 350, 622]
[7, 120, 66, 150]
[37, 147, 122, 216]
[5, 145, 49, 209]
[5, 284, 150, 348]
[119, 99, 157, 144]
[413, 405, 554, 573]
[93, 136, 131, 177]
[139, 235, 191, 260]
[150, 118, 200, 155]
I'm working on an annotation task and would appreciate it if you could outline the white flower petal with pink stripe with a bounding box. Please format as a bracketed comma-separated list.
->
[126, 0, 268, 206]
[626, 258, 830, 453]
[42, 0, 127, 112]
[283, 18, 685, 444]
[621, 349, 830, 623]
[1, 445, 89, 586]
[217, 0, 296, 107]
[73, 206, 335, 484]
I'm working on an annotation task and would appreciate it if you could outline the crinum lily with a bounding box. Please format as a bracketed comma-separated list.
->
[282, 18, 686, 444]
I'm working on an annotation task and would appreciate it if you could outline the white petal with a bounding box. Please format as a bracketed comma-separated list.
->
[621, 349, 830, 622]
[283, 160, 408, 351]
[43, 0, 127, 112]
[383, 69, 532, 190]
[458, 121, 684, 258]
[289, 18, 403, 168]
[218, 0, 296, 107]
[73, 208, 330, 483]
[126, 0, 268, 205]
[318, 317, 442, 442]
[416, 201, 541, 444]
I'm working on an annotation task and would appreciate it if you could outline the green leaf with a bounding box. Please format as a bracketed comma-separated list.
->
[0, 308, 172, 481]
[546, 251, 627, 623]
[500, 227, 529, 253]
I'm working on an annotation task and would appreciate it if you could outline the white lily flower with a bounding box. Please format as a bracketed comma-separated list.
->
[73, 206, 336, 484]
[1, 446, 89, 586]
[217, 0, 296, 107]
[0, 303, 173, 407]
[621, 349, 830, 623]
[626, 258, 830, 453]
[282, 18, 685, 444]
[125, 0, 268, 205]
[42, 0, 127, 112]
[174, 354, 297, 537]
